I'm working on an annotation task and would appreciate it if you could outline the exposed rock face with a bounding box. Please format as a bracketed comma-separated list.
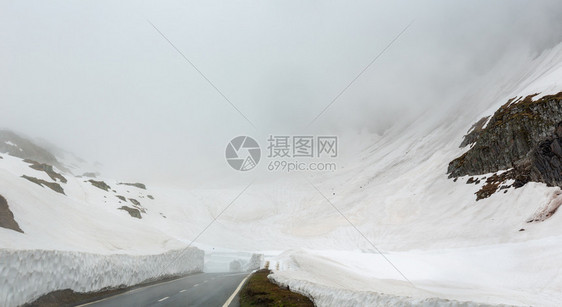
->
[128, 198, 146, 213]
[22, 175, 66, 195]
[449, 92, 562, 184]
[518, 128, 562, 186]
[88, 180, 111, 191]
[0, 195, 24, 233]
[24, 159, 67, 183]
[460, 116, 490, 148]
[118, 206, 141, 219]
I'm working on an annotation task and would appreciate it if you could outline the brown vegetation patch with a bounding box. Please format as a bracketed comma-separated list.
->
[240, 269, 314, 307]
[474, 171, 517, 201]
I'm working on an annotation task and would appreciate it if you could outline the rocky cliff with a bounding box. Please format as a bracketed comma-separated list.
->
[448, 92, 562, 199]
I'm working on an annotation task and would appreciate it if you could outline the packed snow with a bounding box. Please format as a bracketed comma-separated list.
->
[0, 248, 203, 307]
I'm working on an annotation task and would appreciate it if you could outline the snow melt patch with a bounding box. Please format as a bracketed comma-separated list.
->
[527, 188, 562, 222]
[0, 248, 204, 307]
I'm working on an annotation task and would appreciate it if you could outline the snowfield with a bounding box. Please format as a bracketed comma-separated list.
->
[0, 153, 207, 306]
[268, 240, 562, 306]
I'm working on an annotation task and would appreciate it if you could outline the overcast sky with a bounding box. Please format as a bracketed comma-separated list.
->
[1, 0, 562, 184]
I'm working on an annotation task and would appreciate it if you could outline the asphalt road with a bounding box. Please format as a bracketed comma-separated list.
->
[78, 272, 251, 307]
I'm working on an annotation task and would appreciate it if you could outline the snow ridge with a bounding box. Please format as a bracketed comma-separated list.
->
[269, 274, 509, 307]
[0, 248, 204, 307]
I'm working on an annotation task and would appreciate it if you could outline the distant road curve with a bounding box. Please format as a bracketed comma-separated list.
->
[77, 272, 251, 307]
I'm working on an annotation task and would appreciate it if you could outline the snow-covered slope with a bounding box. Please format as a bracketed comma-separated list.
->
[0, 149, 205, 306]
[254, 43, 562, 306]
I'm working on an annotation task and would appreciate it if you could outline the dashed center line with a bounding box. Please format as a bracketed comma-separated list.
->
[194, 283, 200, 287]
[158, 297, 169, 302]
[180, 289, 187, 293]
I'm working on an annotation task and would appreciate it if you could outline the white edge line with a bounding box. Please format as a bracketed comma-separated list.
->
[158, 296, 169, 302]
[222, 273, 251, 307]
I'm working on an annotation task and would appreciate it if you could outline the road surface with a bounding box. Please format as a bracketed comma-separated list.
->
[78, 272, 251, 307]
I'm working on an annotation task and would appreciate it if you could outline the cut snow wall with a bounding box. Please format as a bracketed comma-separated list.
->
[0, 248, 204, 307]
[269, 274, 504, 307]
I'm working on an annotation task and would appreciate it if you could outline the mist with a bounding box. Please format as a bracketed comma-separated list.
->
[1, 0, 562, 184]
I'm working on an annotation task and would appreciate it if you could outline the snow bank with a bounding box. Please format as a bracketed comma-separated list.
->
[0, 248, 204, 307]
[269, 274, 502, 307]
[267, 245, 562, 306]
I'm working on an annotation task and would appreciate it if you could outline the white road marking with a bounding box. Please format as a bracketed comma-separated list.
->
[180, 289, 187, 293]
[76, 273, 204, 306]
[158, 297, 169, 302]
[194, 283, 200, 287]
[222, 274, 251, 307]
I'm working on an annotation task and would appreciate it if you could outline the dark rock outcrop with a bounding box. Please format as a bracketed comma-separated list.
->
[24, 159, 67, 183]
[22, 175, 66, 195]
[88, 180, 111, 191]
[448, 92, 562, 200]
[128, 198, 146, 213]
[118, 206, 142, 219]
[449, 92, 562, 178]
[515, 126, 562, 186]
[0, 195, 24, 233]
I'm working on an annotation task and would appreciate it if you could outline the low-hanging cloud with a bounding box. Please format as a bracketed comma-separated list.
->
[1, 0, 561, 184]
